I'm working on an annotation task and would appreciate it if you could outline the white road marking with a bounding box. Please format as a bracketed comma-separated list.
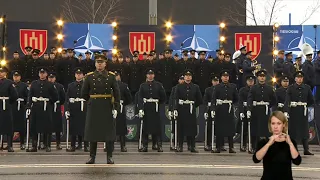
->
[0, 164, 318, 171]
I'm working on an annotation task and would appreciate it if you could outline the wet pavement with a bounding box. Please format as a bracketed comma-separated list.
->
[0, 143, 319, 180]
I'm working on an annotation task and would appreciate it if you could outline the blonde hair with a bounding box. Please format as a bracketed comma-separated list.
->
[268, 111, 288, 134]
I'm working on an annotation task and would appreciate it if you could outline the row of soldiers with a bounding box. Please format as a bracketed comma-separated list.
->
[7, 46, 241, 96]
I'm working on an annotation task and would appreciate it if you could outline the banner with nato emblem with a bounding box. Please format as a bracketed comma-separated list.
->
[277, 25, 320, 63]
[168, 25, 220, 58]
[6, 21, 56, 57]
[117, 25, 166, 59]
[225, 26, 273, 75]
[62, 23, 114, 58]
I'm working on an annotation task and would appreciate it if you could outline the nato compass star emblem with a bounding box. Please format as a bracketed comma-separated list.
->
[286, 26, 318, 60]
[73, 24, 107, 58]
[178, 25, 212, 58]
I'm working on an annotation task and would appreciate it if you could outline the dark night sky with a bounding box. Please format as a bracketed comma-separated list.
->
[0, 0, 245, 25]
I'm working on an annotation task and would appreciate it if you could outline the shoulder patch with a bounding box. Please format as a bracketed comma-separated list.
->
[86, 72, 94, 76]
[108, 71, 115, 75]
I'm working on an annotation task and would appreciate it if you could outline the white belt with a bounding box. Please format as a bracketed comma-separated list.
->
[69, 98, 86, 111]
[290, 102, 307, 116]
[278, 103, 284, 108]
[216, 99, 232, 113]
[0, 97, 9, 110]
[54, 101, 60, 112]
[178, 99, 195, 114]
[120, 100, 124, 113]
[243, 102, 247, 107]
[253, 101, 270, 115]
[17, 98, 24, 111]
[32, 97, 50, 111]
[207, 102, 211, 107]
[143, 98, 159, 112]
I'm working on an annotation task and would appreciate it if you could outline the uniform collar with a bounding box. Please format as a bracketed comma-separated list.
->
[294, 83, 304, 88]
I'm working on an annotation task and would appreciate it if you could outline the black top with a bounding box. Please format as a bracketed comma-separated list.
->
[253, 138, 302, 180]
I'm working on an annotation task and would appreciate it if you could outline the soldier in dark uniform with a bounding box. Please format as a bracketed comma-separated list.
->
[0, 67, 18, 152]
[83, 51, 95, 73]
[26, 49, 42, 81]
[283, 71, 314, 155]
[238, 75, 255, 152]
[114, 70, 132, 152]
[179, 50, 193, 76]
[81, 55, 120, 164]
[48, 72, 65, 150]
[26, 67, 58, 152]
[168, 74, 185, 151]
[212, 52, 225, 76]
[108, 54, 120, 72]
[158, 49, 174, 99]
[194, 51, 210, 94]
[236, 46, 247, 89]
[138, 68, 166, 152]
[22, 46, 33, 80]
[242, 51, 255, 82]
[222, 53, 237, 84]
[129, 55, 142, 97]
[122, 56, 131, 84]
[102, 50, 110, 60]
[314, 51, 320, 103]
[189, 50, 197, 63]
[12, 71, 28, 150]
[56, 48, 77, 89]
[172, 53, 181, 83]
[203, 74, 219, 151]
[211, 70, 238, 153]
[41, 52, 55, 73]
[8, 51, 22, 75]
[275, 75, 289, 111]
[158, 53, 164, 60]
[283, 52, 295, 84]
[173, 70, 203, 153]
[247, 69, 276, 153]
[65, 68, 89, 152]
[302, 52, 315, 90]
[294, 55, 302, 72]
[273, 50, 285, 87]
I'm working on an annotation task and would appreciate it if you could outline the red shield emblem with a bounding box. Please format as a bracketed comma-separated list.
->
[20, 29, 48, 57]
[129, 32, 155, 60]
[235, 33, 261, 60]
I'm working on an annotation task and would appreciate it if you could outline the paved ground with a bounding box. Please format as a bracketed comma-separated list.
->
[0, 143, 319, 180]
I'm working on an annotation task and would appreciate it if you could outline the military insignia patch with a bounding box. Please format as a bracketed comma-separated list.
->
[126, 125, 137, 140]
[165, 124, 172, 139]
[125, 105, 136, 120]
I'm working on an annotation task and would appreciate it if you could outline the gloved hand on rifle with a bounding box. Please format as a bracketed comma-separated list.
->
[112, 110, 117, 119]
[26, 109, 31, 118]
[168, 111, 173, 120]
[246, 111, 251, 119]
[211, 111, 215, 119]
[65, 111, 70, 119]
[284, 112, 289, 119]
[204, 113, 209, 120]
[173, 110, 178, 118]
[240, 113, 245, 121]
[138, 110, 144, 118]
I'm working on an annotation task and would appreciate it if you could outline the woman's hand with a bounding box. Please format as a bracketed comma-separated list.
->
[275, 133, 286, 142]
[267, 135, 277, 146]
[285, 134, 293, 145]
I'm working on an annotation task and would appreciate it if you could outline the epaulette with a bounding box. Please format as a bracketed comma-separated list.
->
[86, 72, 94, 76]
[108, 71, 115, 75]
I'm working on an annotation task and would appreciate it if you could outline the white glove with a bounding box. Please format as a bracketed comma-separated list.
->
[204, 113, 209, 120]
[112, 110, 117, 119]
[138, 110, 144, 118]
[284, 112, 289, 119]
[26, 109, 31, 118]
[211, 111, 215, 118]
[246, 111, 251, 119]
[173, 110, 178, 117]
[168, 111, 173, 119]
[240, 113, 245, 121]
[65, 111, 70, 119]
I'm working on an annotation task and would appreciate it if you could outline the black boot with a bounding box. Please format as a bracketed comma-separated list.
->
[204, 145, 212, 151]
[46, 134, 51, 152]
[187, 137, 191, 151]
[302, 139, 314, 155]
[190, 137, 198, 153]
[84, 141, 89, 152]
[29, 136, 38, 152]
[67, 146, 76, 152]
[20, 134, 25, 150]
[56, 132, 62, 150]
[107, 141, 114, 164]
[228, 136, 236, 153]
[7, 136, 14, 152]
[120, 136, 127, 152]
[176, 142, 183, 152]
[86, 142, 97, 164]
[76, 136, 83, 150]
[152, 135, 157, 150]
[157, 141, 163, 152]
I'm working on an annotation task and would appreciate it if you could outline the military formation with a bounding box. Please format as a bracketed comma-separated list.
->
[0, 43, 318, 164]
